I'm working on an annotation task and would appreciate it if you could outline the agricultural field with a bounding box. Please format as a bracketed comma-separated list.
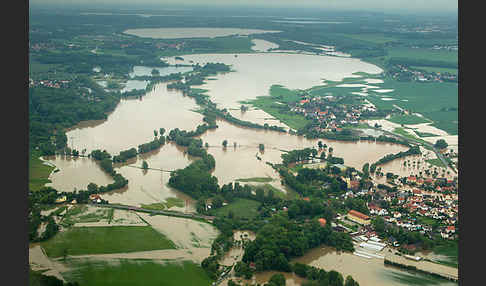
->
[333, 33, 399, 44]
[62, 259, 213, 286]
[41, 226, 176, 258]
[385, 47, 458, 66]
[388, 114, 431, 125]
[29, 151, 55, 192]
[209, 198, 261, 219]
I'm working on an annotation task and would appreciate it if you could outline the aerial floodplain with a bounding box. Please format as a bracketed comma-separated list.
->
[29, 3, 458, 286]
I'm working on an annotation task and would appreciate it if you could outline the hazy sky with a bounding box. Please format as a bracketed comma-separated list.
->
[30, 0, 457, 14]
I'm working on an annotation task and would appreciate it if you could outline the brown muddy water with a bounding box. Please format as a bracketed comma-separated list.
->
[293, 246, 457, 286]
[65, 82, 204, 155]
[44, 155, 114, 192]
[164, 53, 383, 110]
[52, 52, 407, 208]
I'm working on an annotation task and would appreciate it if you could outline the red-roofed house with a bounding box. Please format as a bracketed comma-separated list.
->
[347, 210, 370, 225]
[318, 218, 327, 227]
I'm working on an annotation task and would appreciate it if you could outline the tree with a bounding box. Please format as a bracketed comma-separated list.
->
[268, 273, 286, 286]
[320, 152, 326, 161]
[318, 141, 323, 149]
[154, 130, 158, 137]
[212, 195, 224, 209]
[259, 144, 265, 152]
[434, 139, 448, 149]
[151, 68, 160, 76]
[222, 140, 228, 148]
[142, 160, 148, 169]
[159, 128, 165, 136]
[344, 276, 359, 286]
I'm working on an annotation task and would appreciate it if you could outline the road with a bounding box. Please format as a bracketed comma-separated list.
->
[90, 203, 216, 221]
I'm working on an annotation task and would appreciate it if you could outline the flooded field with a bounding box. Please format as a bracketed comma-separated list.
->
[103, 143, 197, 209]
[66, 82, 204, 155]
[44, 155, 114, 192]
[198, 119, 408, 183]
[165, 53, 382, 110]
[49, 52, 412, 207]
[129, 65, 193, 78]
[123, 27, 281, 39]
[251, 39, 279, 52]
[137, 213, 219, 262]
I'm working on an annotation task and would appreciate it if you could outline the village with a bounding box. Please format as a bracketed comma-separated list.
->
[386, 63, 457, 83]
[290, 93, 378, 132]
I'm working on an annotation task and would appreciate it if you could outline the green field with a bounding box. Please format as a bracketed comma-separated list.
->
[29, 151, 55, 191]
[141, 197, 185, 211]
[385, 268, 457, 286]
[209, 198, 261, 219]
[385, 47, 458, 66]
[425, 159, 448, 169]
[378, 78, 458, 135]
[414, 131, 439, 138]
[388, 114, 431, 125]
[333, 33, 398, 44]
[41, 226, 176, 258]
[432, 241, 458, 268]
[235, 177, 274, 183]
[63, 259, 213, 286]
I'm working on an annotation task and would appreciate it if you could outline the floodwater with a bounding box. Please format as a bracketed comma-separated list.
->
[123, 27, 281, 39]
[251, 39, 279, 52]
[137, 212, 219, 262]
[66, 82, 204, 155]
[198, 119, 408, 185]
[55, 52, 407, 206]
[44, 155, 114, 192]
[129, 65, 193, 78]
[103, 143, 197, 209]
[293, 246, 457, 286]
[121, 80, 149, 92]
[164, 53, 383, 110]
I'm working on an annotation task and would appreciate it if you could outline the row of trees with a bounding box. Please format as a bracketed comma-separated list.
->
[370, 145, 422, 173]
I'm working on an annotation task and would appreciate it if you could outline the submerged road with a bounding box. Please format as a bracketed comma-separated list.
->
[90, 203, 215, 221]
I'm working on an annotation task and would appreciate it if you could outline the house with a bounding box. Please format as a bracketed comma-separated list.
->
[349, 180, 360, 191]
[347, 210, 371, 225]
[55, 196, 67, 203]
[446, 226, 455, 233]
[89, 194, 102, 203]
[407, 176, 417, 183]
[318, 218, 327, 227]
